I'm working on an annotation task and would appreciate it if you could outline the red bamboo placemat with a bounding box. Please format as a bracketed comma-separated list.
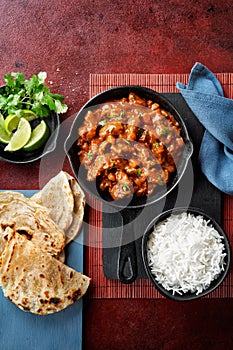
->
[85, 73, 233, 299]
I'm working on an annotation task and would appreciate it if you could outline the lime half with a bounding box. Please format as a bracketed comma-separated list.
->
[4, 118, 31, 152]
[23, 120, 50, 151]
[4, 114, 20, 135]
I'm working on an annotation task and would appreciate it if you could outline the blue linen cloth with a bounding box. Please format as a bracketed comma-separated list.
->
[176, 62, 233, 194]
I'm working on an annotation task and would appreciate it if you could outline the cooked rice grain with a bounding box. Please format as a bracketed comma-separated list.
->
[147, 212, 226, 295]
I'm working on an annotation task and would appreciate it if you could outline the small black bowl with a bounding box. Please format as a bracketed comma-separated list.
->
[0, 111, 59, 164]
[142, 207, 231, 301]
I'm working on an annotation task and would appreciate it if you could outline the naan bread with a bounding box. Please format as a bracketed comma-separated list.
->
[0, 230, 90, 315]
[0, 191, 65, 257]
[32, 171, 74, 232]
[32, 171, 85, 244]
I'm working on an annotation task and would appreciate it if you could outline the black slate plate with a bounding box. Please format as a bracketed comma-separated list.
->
[102, 93, 222, 280]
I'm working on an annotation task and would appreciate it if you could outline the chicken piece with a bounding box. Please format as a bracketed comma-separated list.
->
[109, 179, 133, 200]
[87, 154, 111, 181]
[124, 125, 138, 141]
[152, 142, 167, 164]
[99, 122, 124, 138]
[78, 125, 97, 141]
[128, 92, 148, 107]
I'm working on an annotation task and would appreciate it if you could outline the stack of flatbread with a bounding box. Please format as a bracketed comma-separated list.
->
[0, 171, 90, 315]
[32, 171, 86, 246]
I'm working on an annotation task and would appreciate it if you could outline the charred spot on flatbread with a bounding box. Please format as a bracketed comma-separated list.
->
[17, 230, 33, 240]
[49, 297, 62, 305]
[71, 289, 82, 302]
[0, 191, 65, 257]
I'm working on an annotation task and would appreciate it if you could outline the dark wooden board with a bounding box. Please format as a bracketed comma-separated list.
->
[102, 93, 222, 280]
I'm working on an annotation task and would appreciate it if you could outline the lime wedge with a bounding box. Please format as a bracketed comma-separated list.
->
[23, 120, 50, 151]
[0, 113, 4, 128]
[4, 114, 20, 135]
[4, 118, 31, 152]
[0, 124, 11, 144]
[22, 109, 38, 121]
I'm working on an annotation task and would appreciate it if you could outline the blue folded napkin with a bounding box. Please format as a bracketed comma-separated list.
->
[176, 62, 233, 194]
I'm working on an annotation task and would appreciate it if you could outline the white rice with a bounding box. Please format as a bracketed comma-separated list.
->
[147, 212, 226, 295]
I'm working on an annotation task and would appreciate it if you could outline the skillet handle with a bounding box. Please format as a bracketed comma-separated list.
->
[117, 207, 142, 284]
[117, 239, 138, 284]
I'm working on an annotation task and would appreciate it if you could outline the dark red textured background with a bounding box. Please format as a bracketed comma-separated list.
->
[1, 1, 233, 349]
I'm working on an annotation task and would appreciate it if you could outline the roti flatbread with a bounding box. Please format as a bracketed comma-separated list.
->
[0, 229, 90, 315]
[0, 225, 8, 258]
[32, 171, 74, 232]
[32, 171, 85, 244]
[64, 172, 85, 244]
[0, 191, 65, 257]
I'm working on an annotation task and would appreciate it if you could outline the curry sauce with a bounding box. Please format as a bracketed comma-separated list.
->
[77, 93, 184, 200]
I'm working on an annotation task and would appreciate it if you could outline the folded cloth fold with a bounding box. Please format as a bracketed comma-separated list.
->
[176, 62, 233, 194]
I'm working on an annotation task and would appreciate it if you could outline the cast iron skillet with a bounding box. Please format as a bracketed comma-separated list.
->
[65, 86, 193, 283]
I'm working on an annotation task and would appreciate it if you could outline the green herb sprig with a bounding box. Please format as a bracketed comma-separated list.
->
[160, 127, 170, 135]
[122, 184, 130, 191]
[0, 72, 68, 118]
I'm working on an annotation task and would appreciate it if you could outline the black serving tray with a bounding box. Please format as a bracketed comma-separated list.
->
[102, 93, 222, 280]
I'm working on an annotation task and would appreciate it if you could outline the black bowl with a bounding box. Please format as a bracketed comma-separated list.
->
[0, 111, 59, 164]
[65, 86, 193, 209]
[142, 207, 231, 301]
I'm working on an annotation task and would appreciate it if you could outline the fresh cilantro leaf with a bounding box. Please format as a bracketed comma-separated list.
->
[34, 91, 44, 103]
[98, 119, 107, 126]
[11, 72, 25, 85]
[38, 71, 47, 83]
[54, 99, 68, 114]
[0, 95, 7, 110]
[49, 93, 64, 101]
[24, 78, 34, 95]
[25, 75, 40, 95]
[160, 127, 170, 135]
[4, 74, 14, 88]
[88, 150, 93, 160]
[32, 104, 50, 118]
[43, 94, 55, 110]
[7, 93, 21, 107]
[0, 71, 68, 118]
[122, 184, 130, 191]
